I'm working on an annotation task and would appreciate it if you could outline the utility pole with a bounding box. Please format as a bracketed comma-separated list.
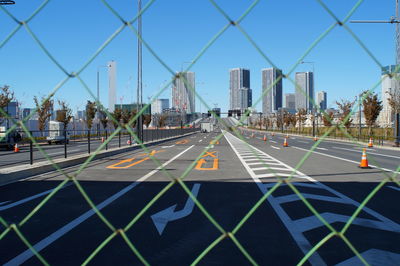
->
[351, 0, 400, 145]
[136, 0, 143, 142]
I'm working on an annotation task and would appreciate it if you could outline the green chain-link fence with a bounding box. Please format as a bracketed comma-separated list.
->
[1, 0, 399, 265]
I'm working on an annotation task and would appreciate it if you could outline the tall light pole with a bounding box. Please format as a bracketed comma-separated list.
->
[351, 0, 400, 145]
[136, 0, 143, 142]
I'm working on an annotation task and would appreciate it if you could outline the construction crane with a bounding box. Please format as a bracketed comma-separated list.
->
[350, 0, 400, 64]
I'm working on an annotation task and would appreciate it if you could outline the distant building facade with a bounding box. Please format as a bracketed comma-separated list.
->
[229, 68, 252, 111]
[295, 72, 314, 112]
[317, 91, 327, 110]
[284, 93, 296, 110]
[262, 68, 283, 114]
[114, 103, 151, 115]
[379, 65, 400, 127]
[151, 99, 169, 114]
[172, 72, 195, 113]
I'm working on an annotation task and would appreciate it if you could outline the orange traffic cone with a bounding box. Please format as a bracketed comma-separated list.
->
[286, 133, 289, 139]
[359, 148, 370, 168]
[368, 138, 373, 148]
[283, 137, 288, 147]
[14, 143, 19, 153]
[263, 135, 267, 141]
[101, 137, 105, 143]
[314, 136, 318, 141]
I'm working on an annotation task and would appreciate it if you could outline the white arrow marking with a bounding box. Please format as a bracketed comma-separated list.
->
[151, 183, 201, 235]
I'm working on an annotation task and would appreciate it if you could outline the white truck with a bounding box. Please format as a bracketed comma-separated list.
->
[0, 126, 21, 150]
[201, 122, 213, 133]
[47, 121, 69, 144]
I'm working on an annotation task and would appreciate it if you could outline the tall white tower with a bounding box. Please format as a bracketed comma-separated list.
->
[108, 60, 117, 112]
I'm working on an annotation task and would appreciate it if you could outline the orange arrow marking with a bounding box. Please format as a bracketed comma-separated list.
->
[195, 158, 219, 170]
[209, 140, 219, 145]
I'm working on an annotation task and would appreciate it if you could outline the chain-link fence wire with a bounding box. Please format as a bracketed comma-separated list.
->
[0, 0, 399, 265]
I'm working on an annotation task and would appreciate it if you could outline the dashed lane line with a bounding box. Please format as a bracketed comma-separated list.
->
[333, 147, 400, 160]
[5, 145, 195, 266]
[224, 131, 400, 265]
[271, 146, 280, 150]
[292, 146, 400, 174]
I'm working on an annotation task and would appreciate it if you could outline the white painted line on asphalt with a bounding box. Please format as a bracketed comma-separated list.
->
[224, 131, 400, 265]
[333, 147, 400, 160]
[292, 146, 400, 174]
[0, 200, 11, 206]
[388, 186, 400, 192]
[271, 146, 280, 150]
[198, 139, 203, 142]
[161, 145, 175, 148]
[5, 145, 195, 266]
[270, 140, 277, 143]
[316, 147, 328, 151]
[297, 141, 309, 144]
[0, 183, 73, 211]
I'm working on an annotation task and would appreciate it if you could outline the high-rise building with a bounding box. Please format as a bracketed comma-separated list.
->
[151, 99, 169, 114]
[317, 91, 327, 110]
[108, 60, 117, 112]
[229, 68, 251, 111]
[172, 72, 195, 113]
[379, 65, 400, 127]
[262, 68, 283, 114]
[295, 72, 314, 112]
[284, 93, 296, 110]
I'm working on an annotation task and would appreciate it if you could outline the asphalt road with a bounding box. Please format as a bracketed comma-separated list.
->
[0, 126, 399, 265]
[0, 129, 190, 168]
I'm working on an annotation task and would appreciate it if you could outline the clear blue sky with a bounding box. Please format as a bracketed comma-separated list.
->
[0, 0, 397, 113]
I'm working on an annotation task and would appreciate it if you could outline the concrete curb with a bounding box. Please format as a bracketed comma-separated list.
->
[0, 132, 197, 186]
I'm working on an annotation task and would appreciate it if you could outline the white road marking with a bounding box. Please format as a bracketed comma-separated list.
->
[5, 145, 195, 266]
[0, 184, 72, 211]
[292, 146, 400, 174]
[270, 140, 277, 143]
[161, 145, 175, 148]
[151, 183, 201, 235]
[388, 186, 400, 192]
[224, 131, 400, 265]
[198, 139, 203, 142]
[271, 146, 280, 150]
[297, 141, 309, 144]
[333, 147, 400, 160]
[0, 200, 11, 206]
[316, 147, 328, 151]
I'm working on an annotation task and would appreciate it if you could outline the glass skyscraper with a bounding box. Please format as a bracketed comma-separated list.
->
[229, 68, 251, 111]
[295, 72, 314, 112]
[262, 68, 283, 114]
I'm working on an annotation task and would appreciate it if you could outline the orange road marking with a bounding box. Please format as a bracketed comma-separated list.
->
[202, 151, 217, 158]
[195, 158, 219, 170]
[107, 149, 165, 169]
[210, 140, 219, 145]
[176, 139, 189, 144]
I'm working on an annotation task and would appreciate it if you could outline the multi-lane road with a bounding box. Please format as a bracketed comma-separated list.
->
[0, 129, 192, 168]
[0, 124, 399, 265]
